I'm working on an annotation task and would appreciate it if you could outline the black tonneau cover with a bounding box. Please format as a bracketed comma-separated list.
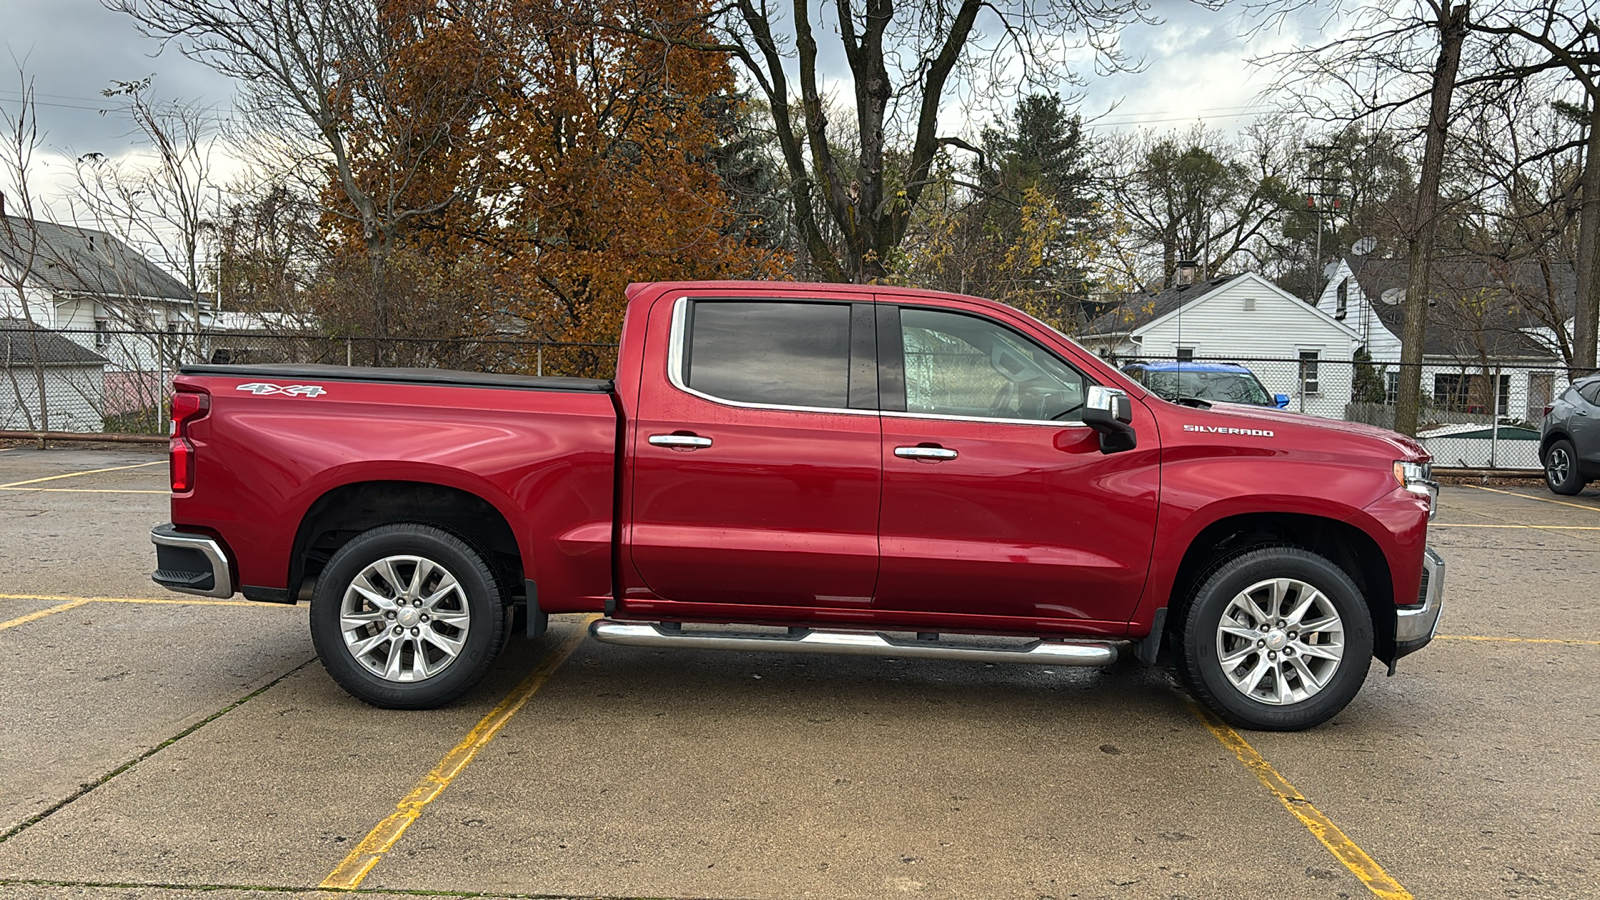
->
[182, 363, 613, 393]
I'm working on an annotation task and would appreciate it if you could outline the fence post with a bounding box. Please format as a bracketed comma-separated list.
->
[346, 337, 352, 368]
[537, 343, 543, 377]
[1489, 366, 1500, 469]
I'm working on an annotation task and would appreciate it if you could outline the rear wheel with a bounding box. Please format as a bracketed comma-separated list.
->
[310, 523, 506, 709]
[1544, 439, 1583, 495]
[1175, 547, 1373, 731]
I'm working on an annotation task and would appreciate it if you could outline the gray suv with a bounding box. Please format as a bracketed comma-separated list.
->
[1541, 375, 1600, 494]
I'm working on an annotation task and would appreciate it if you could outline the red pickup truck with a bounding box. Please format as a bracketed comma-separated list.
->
[151, 281, 1442, 730]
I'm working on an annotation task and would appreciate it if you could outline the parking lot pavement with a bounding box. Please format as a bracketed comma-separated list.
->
[0, 447, 171, 599]
[0, 449, 1596, 900]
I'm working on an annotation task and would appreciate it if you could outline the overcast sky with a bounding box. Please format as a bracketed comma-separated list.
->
[1, 0, 1325, 209]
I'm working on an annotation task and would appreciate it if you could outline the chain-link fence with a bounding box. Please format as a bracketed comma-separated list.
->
[1, 325, 1563, 470]
[1118, 355, 1565, 470]
[0, 325, 617, 437]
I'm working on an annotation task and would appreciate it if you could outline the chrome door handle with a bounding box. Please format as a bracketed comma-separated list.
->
[649, 434, 713, 449]
[895, 446, 957, 460]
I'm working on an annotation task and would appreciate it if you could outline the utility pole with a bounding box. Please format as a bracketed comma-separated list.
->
[1303, 141, 1344, 298]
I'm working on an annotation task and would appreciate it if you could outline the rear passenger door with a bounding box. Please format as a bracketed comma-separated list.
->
[1574, 381, 1600, 469]
[626, 296, 883, 612]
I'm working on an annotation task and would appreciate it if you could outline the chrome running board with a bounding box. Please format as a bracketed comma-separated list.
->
[588, 620, 1117, 667]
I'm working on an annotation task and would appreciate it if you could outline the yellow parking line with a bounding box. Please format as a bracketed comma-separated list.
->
[1464, 484, 1600, 513]
[1190, 703, 1413, 900]
[0, 488, 168, 494]
[1437, 634, 1600, 646]
[1432, 523, 1600, 530]
[320, 619, 593, 889]
[0, 599, 92, 632]
[0, 593, 297, 608]
[0, 460, 163, 489]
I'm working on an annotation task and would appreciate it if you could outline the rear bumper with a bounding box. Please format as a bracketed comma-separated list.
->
[151, 524, 234, 599]
[1394, 546, 1444, 659]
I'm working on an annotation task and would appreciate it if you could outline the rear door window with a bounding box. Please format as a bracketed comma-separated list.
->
[682, 301, 854, 409]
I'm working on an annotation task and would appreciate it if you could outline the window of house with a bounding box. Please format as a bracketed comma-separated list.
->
[899, 307, 1085, 422]
[682, 301, 854, 409]
[1298, 350, 1321, 395]
[1385, 371, 1399, 405]
[1335, 278, 1349, 319]
[93, 319, 111, 350]
[1433, 373, 1468, 409]
[1175, 346, 1196, 361]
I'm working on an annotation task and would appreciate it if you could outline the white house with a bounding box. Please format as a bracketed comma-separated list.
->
[1314, 256, 1573, 426]
[1081, 272, 1364, 418]
[1, 214, 203, 418]
[0, 318, 109, 433]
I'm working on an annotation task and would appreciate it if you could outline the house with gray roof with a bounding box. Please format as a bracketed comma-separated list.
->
[0, 317, 110, 433]
[1081, 270, 1363, 418]
[1315, 256, 1573, 425]
[1, 214, 204, 423]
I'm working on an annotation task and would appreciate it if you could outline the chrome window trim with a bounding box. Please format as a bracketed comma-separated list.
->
[884, 410, 1090, 429]
[667, 296, 875, 417]
[666, 295, 1095, 427]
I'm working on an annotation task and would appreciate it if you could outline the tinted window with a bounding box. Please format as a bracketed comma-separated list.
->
[685, 301, 852, 408]
[899, 308, 1084, 421]
[1580, 382, 1600, 406]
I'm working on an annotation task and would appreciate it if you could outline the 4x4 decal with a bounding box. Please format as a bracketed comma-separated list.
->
[236, 383, 327, 398]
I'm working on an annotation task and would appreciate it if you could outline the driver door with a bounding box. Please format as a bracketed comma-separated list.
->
[874, 304, 1161, 628]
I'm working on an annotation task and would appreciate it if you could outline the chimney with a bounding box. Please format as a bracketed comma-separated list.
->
[1175, 259, 1199, 287]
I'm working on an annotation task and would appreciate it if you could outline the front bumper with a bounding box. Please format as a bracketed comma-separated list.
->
[151, 524, 234, 599]
[1394, 545, 1445, 659]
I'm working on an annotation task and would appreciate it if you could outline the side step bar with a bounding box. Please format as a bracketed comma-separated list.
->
[588, 619, 1118, 667]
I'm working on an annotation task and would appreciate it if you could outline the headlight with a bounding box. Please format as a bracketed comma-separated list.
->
[1394, 460, 1437, 519]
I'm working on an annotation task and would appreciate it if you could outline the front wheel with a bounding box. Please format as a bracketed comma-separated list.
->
[1175, 548, 1373, 731]
[310, 523, 507, 709]
[1544, 438, 1584, 495]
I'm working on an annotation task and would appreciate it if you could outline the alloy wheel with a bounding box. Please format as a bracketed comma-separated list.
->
[338, 555, 471, 682]
[1214, 577, 1345, 705]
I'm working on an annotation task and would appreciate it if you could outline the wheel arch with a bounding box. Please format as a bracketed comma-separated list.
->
[1163, 511, 1396, 664]
[289, 480, 524, 603]
[1540, 430, 1570, 461]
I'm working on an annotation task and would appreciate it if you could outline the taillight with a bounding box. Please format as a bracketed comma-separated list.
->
[1543, 405, 1554, 418]
[170, 390, 210, 493]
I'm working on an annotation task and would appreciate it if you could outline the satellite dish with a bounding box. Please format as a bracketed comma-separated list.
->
[1352, 237, 1377, 256]
[1380, 288, 1404, 306]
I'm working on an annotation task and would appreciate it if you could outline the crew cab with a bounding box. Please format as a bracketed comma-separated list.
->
[151, 282, 1443, 730]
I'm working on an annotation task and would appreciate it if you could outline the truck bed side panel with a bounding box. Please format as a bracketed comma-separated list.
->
[172, 375, 617, 609]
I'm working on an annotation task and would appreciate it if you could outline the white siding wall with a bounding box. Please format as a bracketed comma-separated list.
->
[0, 363, 105, 432]
[0, 282, 58, 328]
[1135, 276, 1362, 418]
[1314, 260, 1403, 360]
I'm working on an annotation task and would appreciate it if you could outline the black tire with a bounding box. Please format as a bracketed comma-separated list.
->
[1175, 547, 1373, 731]
[1544, 438, 1584, 495]
[310, 523, 507, 709]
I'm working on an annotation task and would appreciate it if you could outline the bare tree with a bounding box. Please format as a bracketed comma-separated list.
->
[105, 0, 496, 344]
[69, 76, 219, 364]
[1469, 1, 1600, 374]
[1099, 119, 1302, 289]
[0, 76, 51, 436]
[631, 0, 1220, 282]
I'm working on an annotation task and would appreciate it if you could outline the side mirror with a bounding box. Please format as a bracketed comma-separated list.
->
[1275, 393, 1290, 409]
[1083, 386, 1136, 454]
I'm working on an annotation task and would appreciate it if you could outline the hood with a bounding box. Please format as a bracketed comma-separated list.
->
[1191, 401, 1430, 461]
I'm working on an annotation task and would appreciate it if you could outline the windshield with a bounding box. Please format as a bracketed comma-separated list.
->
[1141, 369, 1274, 406]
